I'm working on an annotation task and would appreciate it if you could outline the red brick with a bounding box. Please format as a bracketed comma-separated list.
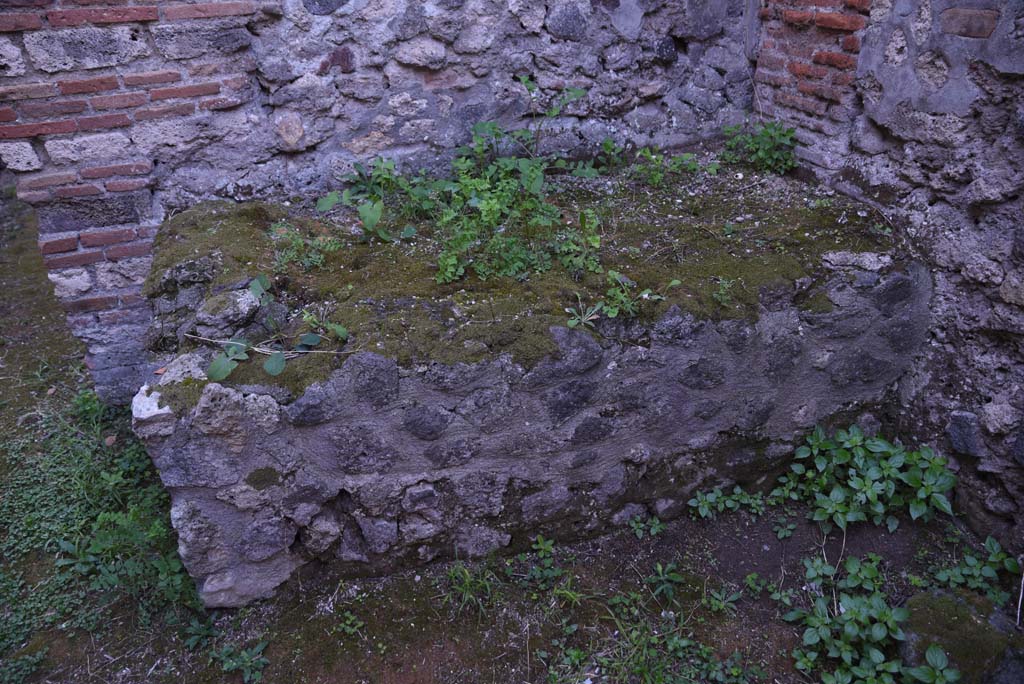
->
[77, 113, 130, 131]
[0, 83, 58, 101]
[199, 95, 246, 110]
[845, 0, 870, 12]
[163, 2, 256, 20]
[782, 10, 814, 25]
[0, 119, 77, 139]
[80, 161, 152, 179]
[54, 184, 104, 199]
[788, 61, 829, 79]
[797, 80, 844, 102]
[120, 294, 146, 308]
[149, 82, 220, 101]
[134, 102, 194, 120]
[16, 190, 51, 204]
[80, 227, 135, 247]
[758, 7, 774, 20]
[940, 8, 1000, 39]
[0, 107, 15, 123]
[46, 251, 106, 270]
[20, 100, 88, 118]
[776, 91, 828, 116]
[18, 172, 78, 190]
[47, 6, 158, 27]
[39, 235, 80, 255]
[58, 75, 119, 95]
[62, 294, 119, 313]
[221, 75, 249, 90]
[123, 70, 182, 87]
[105, 240, 152, 260]
[758, 52, 787, 71]
[5, 0, 54, 7]
[755, 70, 793, 87]
[90, 92, 148, 110]
[813, 50, 857, 70]
[61, 0, 129, 5]
[834, 72, 856, 86]
[0, 13, 42, 32]
[842, 34, 861, 52]
[815, 12, 867, 31]
[106, 178, 150, 192]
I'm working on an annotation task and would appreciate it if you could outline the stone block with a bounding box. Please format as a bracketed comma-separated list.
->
[940, 8, 1000, 38]
[44, 133, 131, 166]
[151, 21, 251, 60]
[23, 27, 150, 73]
[0, 36, 25, 78]
[0, 141, 42, 171]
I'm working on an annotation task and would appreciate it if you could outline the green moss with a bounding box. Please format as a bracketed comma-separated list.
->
[798, 290, 834, 314]
[142, 201, 287, 297]
[904, 591, 1022, 684]
[154, 378, 208, 415]
[245, 467, 281, 491]
[147, 171, 892, 400]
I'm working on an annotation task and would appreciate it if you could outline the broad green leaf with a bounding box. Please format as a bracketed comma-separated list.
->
[925, 644, 948, 670]
[263, 351, 286, 376]
[316, 191, 341, 213]
[207, 354, 237, 381]
[299, 332, 322, 347]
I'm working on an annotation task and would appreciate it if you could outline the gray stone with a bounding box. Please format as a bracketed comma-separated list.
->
[194, 290, 260, 338]
[0, 37, 25, 78]
[546, 3, 588, 41]
[36, 192, 150, 234]
[44, 133, 132, 166]
[0, 142, 41, 172]
[454, 525, 511, 559]
[945, 410, 986, 458]
[47, 267, 92, 299]
[395, 37, 447, 69]
[355, 516, 398, 554]
[24, 27, 150, 73]
[151, 22, 251, 60]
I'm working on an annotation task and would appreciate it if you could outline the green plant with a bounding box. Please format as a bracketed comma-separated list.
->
[784, 553, 908, 684]
[1, 391, 202, 682]
[932, 536, 1021, 605]
[645, 563, 687, 604]
[703, 586, 742, 615]
[712, 276, 737, 307]
[182, 615, 219, 651]
[904, 645, 961, 684]
[442, 562, 496, 615]
[211, 641, 270, 683]
[628, 515, 666, 540]
[269, 220, 341, 271]
[565, 293, 603, 329]
[204, 276, 347, 382]
[510, 535, 565, 593]
[771, 426, 957, 533]
[723, 121, 797, 175]
[554, 209, 602, 277]
[601, 271, 679, 319]
[687, 486, 766, 519]
[327, 611, 365, 639]
[630, 147, 667, 187]
[773, 517, 796, 540]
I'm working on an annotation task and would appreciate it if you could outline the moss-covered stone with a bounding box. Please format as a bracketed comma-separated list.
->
[155, 378, 208, 415]
[246, 467, 281, 491]
[146, 172, 893, 399]
[903, 591, 1023, 684]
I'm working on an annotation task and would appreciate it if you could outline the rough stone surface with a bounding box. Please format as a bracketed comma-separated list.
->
[23, 27, 150, 73]
[0, 142, 42, 172]
[133, 257, 931, 606]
